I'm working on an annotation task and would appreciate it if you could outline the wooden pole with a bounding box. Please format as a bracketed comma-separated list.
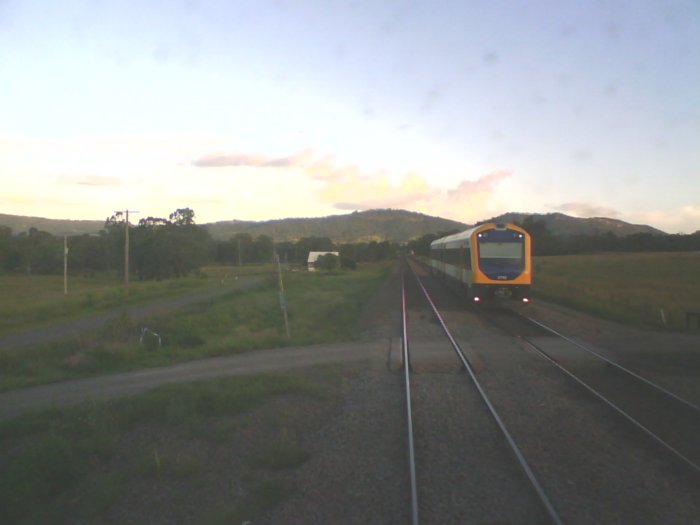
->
[115, 209, 138, 294]
[125, 210, 130, 291]
[63, 235, 68, 295]
[275, 252, 290, 339]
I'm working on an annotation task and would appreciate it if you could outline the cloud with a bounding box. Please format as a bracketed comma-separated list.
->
[553, 201, 620, 218]
[1, 193, 36, 205]
[325, 172, 437, 211]
[302, 155, 438, 210]
[630, 206, 700, 234]
[681, 205, 700, 219]
[190, 147, 512, 223]
[446, 170, 511, 201]
[311, 158, 511, 221]
[192, 150, 311, 168]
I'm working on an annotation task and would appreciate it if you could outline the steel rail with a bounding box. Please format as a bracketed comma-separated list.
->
[408, 262, 563, 525]
[520, 336, 700, 475]
[521, 314, 700, 416]
[401, 269, 420, 525]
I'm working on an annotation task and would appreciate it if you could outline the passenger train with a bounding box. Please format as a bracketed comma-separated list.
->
[429, 223, 532, 303]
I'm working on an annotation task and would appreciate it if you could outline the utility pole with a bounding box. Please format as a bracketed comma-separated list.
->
[272, 227, 290, 339]
[115, 209, 139, 293]
[275, 251, 290, 340]
[63, 235, 68, 295]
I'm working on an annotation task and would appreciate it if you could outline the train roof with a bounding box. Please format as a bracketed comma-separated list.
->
[430, 223, 527, 247]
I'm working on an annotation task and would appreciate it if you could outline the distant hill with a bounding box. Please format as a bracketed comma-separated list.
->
[205, 209, 468, 243]
[0, 209, 667, 243]
[483, 212, 667, 236]
[0, 214, 104, 236]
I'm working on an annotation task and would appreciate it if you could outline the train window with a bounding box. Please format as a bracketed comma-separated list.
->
[479, 242, 522, 259]
[477, 230, 525, 274]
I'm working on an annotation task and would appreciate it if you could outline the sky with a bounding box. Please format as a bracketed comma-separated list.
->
[1, 0, 698, 233]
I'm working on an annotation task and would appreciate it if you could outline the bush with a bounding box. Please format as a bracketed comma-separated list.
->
[315, 253, 339, 271]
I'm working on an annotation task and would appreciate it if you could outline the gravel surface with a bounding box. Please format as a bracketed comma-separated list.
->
[415, 264, 700, 524]
[524, 300, 700, 406]
[266, 260, 700, 524]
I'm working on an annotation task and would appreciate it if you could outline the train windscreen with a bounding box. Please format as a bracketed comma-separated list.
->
[477, 229, 525, 277]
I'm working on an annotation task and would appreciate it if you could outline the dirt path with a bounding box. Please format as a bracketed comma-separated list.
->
[0, 277, 263, 351]
[0, 340, 387, 421]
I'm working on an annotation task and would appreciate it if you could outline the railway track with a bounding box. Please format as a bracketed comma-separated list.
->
[400, 260, 562, 524]
[489, 309, 700, 475]
[400, 257, 700, 523]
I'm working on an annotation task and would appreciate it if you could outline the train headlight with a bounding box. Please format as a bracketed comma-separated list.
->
[522, 297, 530, 303]
[473, 296, 481, 302]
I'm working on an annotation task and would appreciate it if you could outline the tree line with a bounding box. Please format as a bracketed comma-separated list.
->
[4, 210, 695, 278]
[0, 208, 399, 278]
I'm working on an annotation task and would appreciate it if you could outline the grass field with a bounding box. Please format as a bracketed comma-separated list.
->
[0, 371, 340, 525]
[0, 263, 392, 390]
[0, 265, 273, 335]
[0, 262, 387, 523]
[533, 252, 700, 330]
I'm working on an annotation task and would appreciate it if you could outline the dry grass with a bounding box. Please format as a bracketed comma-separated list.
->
[0, 263, 391, 390]
[0, 265, 276, 335]
[533, 252, 700, 330]
[0, 373, 335, 524]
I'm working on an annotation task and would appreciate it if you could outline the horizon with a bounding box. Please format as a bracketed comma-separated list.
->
[1, 1, 698, 234]
[0, 207, 679, 236]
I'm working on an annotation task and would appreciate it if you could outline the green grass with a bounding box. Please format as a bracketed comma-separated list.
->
[533, 252, 700, 330]
[0, 373, 332, 524]
[204, 479, 293, 525]
[251, 441, 312, 470]
[0, 263, 391, 390]
[0, 265, 275, 336]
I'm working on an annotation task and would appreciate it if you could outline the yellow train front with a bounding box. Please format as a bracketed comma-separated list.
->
[429, 223, 532, 303]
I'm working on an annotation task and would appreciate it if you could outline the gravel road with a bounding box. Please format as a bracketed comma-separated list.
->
[0, 341, 383, 421]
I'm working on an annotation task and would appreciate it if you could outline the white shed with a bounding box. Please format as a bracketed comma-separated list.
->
[307, 251, 340, 271]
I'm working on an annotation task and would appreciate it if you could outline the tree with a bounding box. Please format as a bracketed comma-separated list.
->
[129, 209, 212, 280]
[67, 234, 114, 274]
[315, 253, 339, 271]
[339, 244, 358, 269]
[169, 208, 196, 226]
[406, 232, 444, 257]
[17, 227, 61, 274]
[294, 237, 335, 263]
[231, 233, 253, 265]
[0, 226, 21, 272]
[274, 241, 296, 264]
[251, 235, 274, 263]
[519, 216, 558, 255]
